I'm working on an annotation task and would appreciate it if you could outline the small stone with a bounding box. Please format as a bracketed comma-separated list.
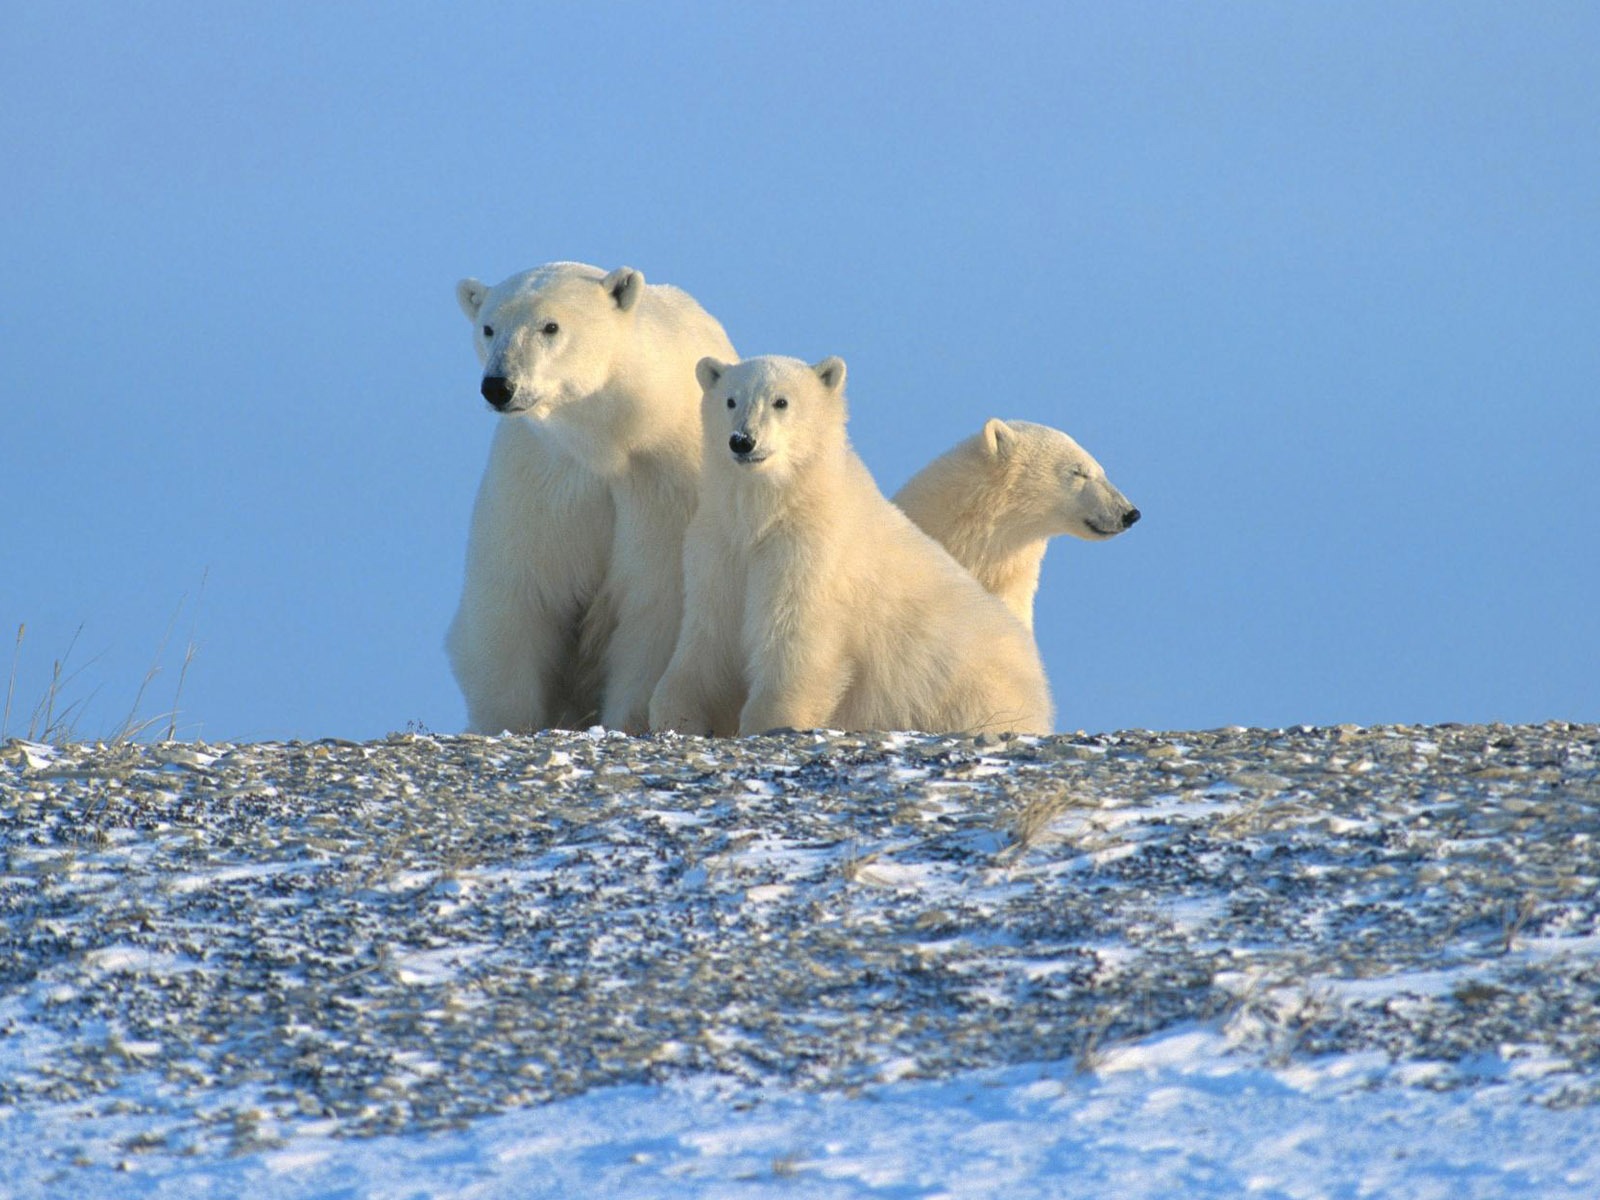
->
[1229, 771, 1291, 794]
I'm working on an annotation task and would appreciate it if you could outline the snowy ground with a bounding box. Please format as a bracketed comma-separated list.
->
[2, 722, 1597, 1196]
[6, 1028, 1600, 1198]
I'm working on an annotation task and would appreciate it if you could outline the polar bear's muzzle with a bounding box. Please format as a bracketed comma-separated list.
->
[1084, 507, 1141, 538]
[729, 431, 768, 463]
[481, 375, 520, 412]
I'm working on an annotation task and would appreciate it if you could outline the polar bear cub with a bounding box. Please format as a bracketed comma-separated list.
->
[448, 262, 735, 734]
[894, 419, 1139, 632]
[650, 356, 1054, 737]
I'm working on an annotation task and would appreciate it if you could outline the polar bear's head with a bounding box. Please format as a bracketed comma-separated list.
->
[456, 262, 645, 420]
[982, 419, 1140, 541]
[695, 355, 848, 486]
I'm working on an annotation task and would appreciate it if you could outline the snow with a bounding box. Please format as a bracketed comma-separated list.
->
[3, 722, 1597, 1195]
[3, 1030, 1599, 1198]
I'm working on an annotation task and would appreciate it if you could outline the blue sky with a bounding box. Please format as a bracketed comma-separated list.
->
[2, 3, 1596, 741]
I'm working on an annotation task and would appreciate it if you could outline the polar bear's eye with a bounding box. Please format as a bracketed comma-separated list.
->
[773, 397, 789, 409]
[482, 325, 494, 338]
[542, 322, 560, 336]
[725, 397, 736, 409]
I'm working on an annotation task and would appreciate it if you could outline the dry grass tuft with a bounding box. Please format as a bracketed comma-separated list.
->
[3, 623, 21, 741]
[9, 572, 209, 747]
[997, 783, 1096, 863]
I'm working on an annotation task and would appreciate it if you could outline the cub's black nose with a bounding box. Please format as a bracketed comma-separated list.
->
[1123, 508, 1141, 528]
[729, 431, 756, 456]
[481, 376, 516, 410]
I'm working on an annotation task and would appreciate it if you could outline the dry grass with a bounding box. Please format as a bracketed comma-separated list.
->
[6, 573, 209, 747]
[996, 782, 1097, 864]
[26, 623, 97, 743]
[1501, 894, 1538, 953]
[1074, 1004, 1120, 1073]
[840, 846, 880, 885]
[3, 623, 21, 740]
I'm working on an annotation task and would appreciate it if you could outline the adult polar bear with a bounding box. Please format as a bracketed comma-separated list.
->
[649, 355, 1053, 737]
[447, 263, 736, 734]
[895, 419, 1140, 632]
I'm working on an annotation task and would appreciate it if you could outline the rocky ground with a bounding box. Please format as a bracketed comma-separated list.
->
[2, 722, 1597, 1171]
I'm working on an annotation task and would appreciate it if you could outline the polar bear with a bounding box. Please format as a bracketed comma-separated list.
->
[649, 355, 1054, 737]
[894, 419, 1140, 632]
[445, 413, 612, 733]
[447, 262, 736, 733]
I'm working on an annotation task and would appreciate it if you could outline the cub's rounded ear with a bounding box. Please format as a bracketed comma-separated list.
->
[457, 278, 489, 321]
[603, 267, 646, 312]
[982, 417, 1018, 458]
[695, 357, 728, 393]
[812, 356, 847, 391]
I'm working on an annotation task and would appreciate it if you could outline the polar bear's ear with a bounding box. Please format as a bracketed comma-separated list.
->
[812, 356, 847, 392]
[457, 278, 489, 321]
[603, 267, 646, 313]
[982, 418, 1018, 458]
[695, 357, 728, 393]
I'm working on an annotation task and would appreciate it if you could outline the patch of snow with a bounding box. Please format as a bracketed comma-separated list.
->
[80, 945, 204, 977]
[389, 943, 495, 986]
[1320, 966, 1479, 1004]
[741, 882, 791, 905]
[849, 860, 934, 891]
[15, 741, 58, 769]
[6, 1034, 1600, 1198]
[165, 860, 321, 894]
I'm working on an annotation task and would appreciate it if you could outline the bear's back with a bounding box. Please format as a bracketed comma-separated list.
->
[637, 281, 736, 362]
[831, 450, 1054, 733]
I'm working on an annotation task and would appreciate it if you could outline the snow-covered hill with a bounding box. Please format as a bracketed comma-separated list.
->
[2, 722, 1597, 1196]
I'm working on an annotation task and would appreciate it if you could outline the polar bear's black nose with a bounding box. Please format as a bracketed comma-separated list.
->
[729, 431, 757, 456]
[1122, 508, 1141, 528]
[481, 376, 516, 410]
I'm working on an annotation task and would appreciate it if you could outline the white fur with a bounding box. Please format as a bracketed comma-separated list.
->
[650, 357, 1054, 737]
[894, 419, 1139, 631]
[447, 262, 735, 733]
[445, 418, 612, 731]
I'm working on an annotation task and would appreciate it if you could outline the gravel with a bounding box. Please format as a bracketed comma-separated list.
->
[2, 721, 1597, 1162]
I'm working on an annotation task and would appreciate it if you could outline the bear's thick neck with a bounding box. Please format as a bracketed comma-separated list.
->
[918, 452, 1050, 631]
